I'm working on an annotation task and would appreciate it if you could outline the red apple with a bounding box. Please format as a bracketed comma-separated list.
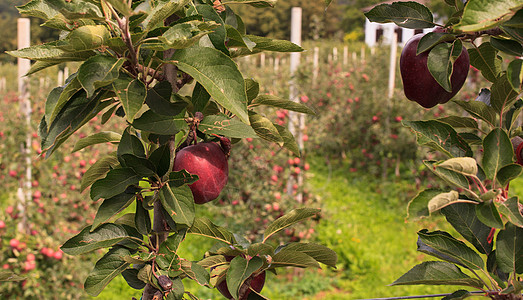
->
[173, 141, 229, 204]
[400, 33, 469, 108]
[216, 271, 266, 300]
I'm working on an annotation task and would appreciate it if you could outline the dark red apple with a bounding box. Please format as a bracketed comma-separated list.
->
[400, 33, 469, 108]
[216, 271, 266, 300]
[173, 141, 229, 204]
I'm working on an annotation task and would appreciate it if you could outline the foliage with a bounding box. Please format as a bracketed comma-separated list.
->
[366, 0, 523, 298]
[4, 0, 338, 299]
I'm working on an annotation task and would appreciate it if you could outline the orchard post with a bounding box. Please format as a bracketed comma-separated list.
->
[313, 47, 319, 83]
[287, 7, 304, 202]
[343, 46, 348, 65]
[17, 18, 31, 234]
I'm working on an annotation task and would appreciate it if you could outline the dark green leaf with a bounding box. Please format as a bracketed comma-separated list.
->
[132, 109, 184, 135]
[225, 25, 255, 51]
[61, 224, 137, 255]
[227, 256, 263, 298]
[92, 192, 136, 230]
[168, 170, 199, 187]
[497, 164, 523, 187]
[85, 247, 131, 296]
[490, 37, 523, 56]
[273, 124, 301, 157]
[441, 203, 493, 255]
[476, 201, 504, 229]
[482, 128, 514, 183]
[403, 120, 473, 158]
[490, 74, 519, 114]
[7, 40, 95, 62]
[495, 197, 523, 227]
[90, 168, 141, 201]
[149, 144, 171, 178]
[417, 32, 456, 54]
[81, 154, 119, 191]
[120, 154, 157, 177]
[195, 4, 228, 55]
[496, 223, 523, 274]
[247, 243, 275, 257]
[46, 75, 83, 126]
[418, 230, 485, 269]
[159, 183, 195, 228]
[416, 237, 463, 266]
[78, 55, 124, 97]
[145, 81, 187, 116]
[157, 231, 186, 270]
[142, 0, 191, 31]
[364, 1, 435, 29]
[122, 269, 146, 290]
[249, 111, 283, 145]
[427, 42, 456, 92]
[467, 43, 502, 82]
[436, 116, 478, 129]
[424, 161, 470, 190]
[390, 261, 483, 288]
[191, 82, 211, 114]
[277, 243, 337, 268]
[507, 59, 523, 91]
[181, 260, 210, 286]
[269, 250, 320, 269]
[441, 290, 471, 300]
[73, 131, 121, 152]
[171, 47, 249, 124]
[112, 74, 147, 123]
[245, 79, 260, 103]
[455, 0, 522, 32]
[453, 99, 497, 127]
[135, 200, 151, 235]
[407, 188, 444, 220]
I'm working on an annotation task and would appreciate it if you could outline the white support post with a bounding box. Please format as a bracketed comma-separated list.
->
[63, 66, 69, 81]
[313, 47, 319, 83]
[343, 46, 348, 66]
[287, 7, 304, 202]
[333, 47, 338, 62]
[58, 70, 64, 86]
[260, 53, 265, 68]
[17, 18, 31, 234]
[388, 32, 398, 99]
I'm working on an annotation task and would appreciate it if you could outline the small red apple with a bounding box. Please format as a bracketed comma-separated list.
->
[400, 33, 469, 108]
[173, 141, 229, 204]
[216, 271, 266, 300]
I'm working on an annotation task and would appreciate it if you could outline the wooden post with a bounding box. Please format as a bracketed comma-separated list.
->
[63, 66, 69, 81]
[17, 18, 31, 234]
[361, 46, 366, 63]
[287, 7, 304, 202]
[313, 47, 319, 83]
[333, 47, 338, 62]
[260, 53, 265, 68]
[57, 70, 64, 86]
[343, 46, 348, 66]
[383, 32, 398, 178]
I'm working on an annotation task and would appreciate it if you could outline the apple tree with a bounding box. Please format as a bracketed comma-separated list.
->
[6, 0, 338, 299]
[366, 0, 523, 299]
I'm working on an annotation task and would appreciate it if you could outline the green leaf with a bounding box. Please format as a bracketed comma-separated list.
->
[149, 144, 172, 178]
[476, 201, 504, 229]
[92, 192, 136, 230]
[441, 290, 471, 300]
[121, 269, 146, 290]
[390, 261, 483, 288]
[467, 43, 502, 83]
[417, 32, 456, 54]
[441, 203, 493, 255]
[496, 197, 523, 227]
[490, 37, 523, 56]
[244, 35, 303, 52]
[171, 47, 249, 124]
[496, 223, 523, 274]
[61, 224, 138, 255]
[403, 120, 473, 158]
[195, 4, 228, 55]
[247, 243, 274, 257]
[181, 260, 210, 286]
[81, 154, 119, 191]
[112, 74, 147, 123]
[274, 124, 301, 157]
[482, 128, 514, 183]
[407, 188, 444, 220]
[78, 56, 124, 98]
[277, 243, 337, 268]
[132, 110, 184, 135]
[245, 79, 260, 103]
[418, 230, 485, 269]
[0, 270, 24, 282]
[225, 25, 255, 51]
[490, 74, 519, 114]
[168, 170, 199, 187]
[428, 191, 473, 213]
[507, 59, 523, 91]
[226, 256, 263, 299]
[191, 82, 211, 114]
[364, 1, 435, 29]
[7, 41, 95, 62]
[145, 81, 187, 116]
[436, 116, 479, 130]
[73, 131, 121, 152]
[65, 25, 111, 51]
[149, 19, 219, 50]
[157, 231, 186, 270]
[135, 201, 151, 236]
[249, 111, 283, 145]
[455, 0, 521, 32]
[220, 0, 276, 6]
[269, 250, 320, 269]
[199, 115, 257, 139]
[251, 94, 316, 115]
[120, 154, 157, 177]
[427, 42, 459, 92]
[263, 208, 320, 242]
[90, 168, 141, 201]
[26, 60, 61, 76]
[453, 98, 497, 127]
[416, 237, 463, 266]
[117, 128, 145, 160]
[104, 0, 132, 16]
[159, 183, 195, 228]
[84, 247, 131, 296]
[424, 161, 470, 190]
[16, 0, 61, 21]
[46, 76, 83, 126]
[142, 0, 192, 31]
[188, 217, 235, 245]
[40, 90, 112, 157]
[497, 164, 523, 187]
